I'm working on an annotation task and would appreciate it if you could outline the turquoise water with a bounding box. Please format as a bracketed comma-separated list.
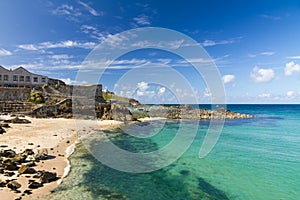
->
[51, 105, 300, 200]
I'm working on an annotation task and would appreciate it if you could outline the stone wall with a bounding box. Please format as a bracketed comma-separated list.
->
[0, 87, 31, 101]
[0, 101, 34, 113]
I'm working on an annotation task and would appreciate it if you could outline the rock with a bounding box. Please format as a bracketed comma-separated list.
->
[4, 117, 31, 124]
[6, 180, 21, 190]
[179, 170, 190, 175]
[3, 161, 18, 171]
[23, 189, 32, 195]
[28, 181, 43, 189]
[0, 149, 16, 158]
[0, 126, 6, 134]
[22, 149, 34, 157]
[18, 165, 36, 174]
[11, 154, 26, 164]
[1, 123, 10, 128]
[40, 171, 57, 183]
[0, 167, 4, 174]
[0, 180, 7, 187]
[35, 148, 48, 160]
[4, 171, 15, 176]
[25, 161, 36, 167]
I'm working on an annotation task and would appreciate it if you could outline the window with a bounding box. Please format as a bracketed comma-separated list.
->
[4, 75, 8, 81]
[26, 76, 30, 82]
[20, 76, 24, 82]
[41, 77, 46, 83]
[0, 75, 2, 81]
[13, 75, 18, 81]
[33, 77, 38, 82]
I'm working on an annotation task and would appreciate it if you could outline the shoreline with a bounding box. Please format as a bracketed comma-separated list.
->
[0, 115, 124, 200]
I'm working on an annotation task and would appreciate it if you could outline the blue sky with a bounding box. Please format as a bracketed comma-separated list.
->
[1, 0, 300, 103]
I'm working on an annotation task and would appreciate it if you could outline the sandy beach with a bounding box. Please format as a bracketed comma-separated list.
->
[0, 115, 123, 200]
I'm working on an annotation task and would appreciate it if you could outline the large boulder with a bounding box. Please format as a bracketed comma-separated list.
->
[4, 117, 31, 124]
[28, 181, 43, 189]
[6, 181, 21, 190]
[35, 148, 48, 161]
[18, 165, 36, 174]
[40, 171, 57, 183]
[22, 149, 35, 157]
[0, 149, 16, 158]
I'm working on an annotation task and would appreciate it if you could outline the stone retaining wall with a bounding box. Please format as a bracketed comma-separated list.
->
[0, 87, 31, 101]
[0, 101, 34, 113]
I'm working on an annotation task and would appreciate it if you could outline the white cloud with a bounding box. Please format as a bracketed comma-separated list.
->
[158, 87, 166, 95]
[0, 48, 12, 56]
[287, 56, 300, 59]
[202, 37, 242, 47]
[18, 40, 97, 51]
[133, 14, 151, 25]
[259, 93, 272, 98]
[50, 54, 73, 59]
[60, 78, 87, 85]
[52, 4, 81, 17]
[250, 66, 275, 83]
[204, 88, 212, 97]
[260, 51, 275, 56]
[18, 44, 39, 51]
[80, 25, 106, 41]
[285, 61, 300, 76]
[248, 51, 275, 57]
[78, 1, 104, 16]
[248, 54, 257, 58]
[137, 81, 149, 91]
[260, 14, 281, 20]
[287, 91, 296, 97]
[222, 74, 235, 84]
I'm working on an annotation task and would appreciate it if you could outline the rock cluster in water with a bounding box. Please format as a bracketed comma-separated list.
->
[130, 105, 254, 120]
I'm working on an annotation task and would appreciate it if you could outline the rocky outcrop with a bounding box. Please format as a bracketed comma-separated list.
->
[100, 104, 134, 121]
[4, 117, 31, 124]
[130, 105, 254, 120]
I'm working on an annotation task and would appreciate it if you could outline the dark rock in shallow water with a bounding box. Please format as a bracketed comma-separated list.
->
[7, 180, 21, 190]
[197, 177, 229, 200]
[179, 170, 190, 175]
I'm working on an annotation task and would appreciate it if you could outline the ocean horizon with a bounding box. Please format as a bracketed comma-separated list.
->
[51, 104, 300, 200]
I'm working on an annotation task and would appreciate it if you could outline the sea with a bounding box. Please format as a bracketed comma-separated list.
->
[50, 104, 300, 200]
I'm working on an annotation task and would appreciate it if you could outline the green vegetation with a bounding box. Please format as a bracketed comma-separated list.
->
[102, 91, 113, 101]
[27, 90, 45, 104]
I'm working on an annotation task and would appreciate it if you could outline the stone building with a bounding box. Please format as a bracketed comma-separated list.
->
[0, 66, 48, 88]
